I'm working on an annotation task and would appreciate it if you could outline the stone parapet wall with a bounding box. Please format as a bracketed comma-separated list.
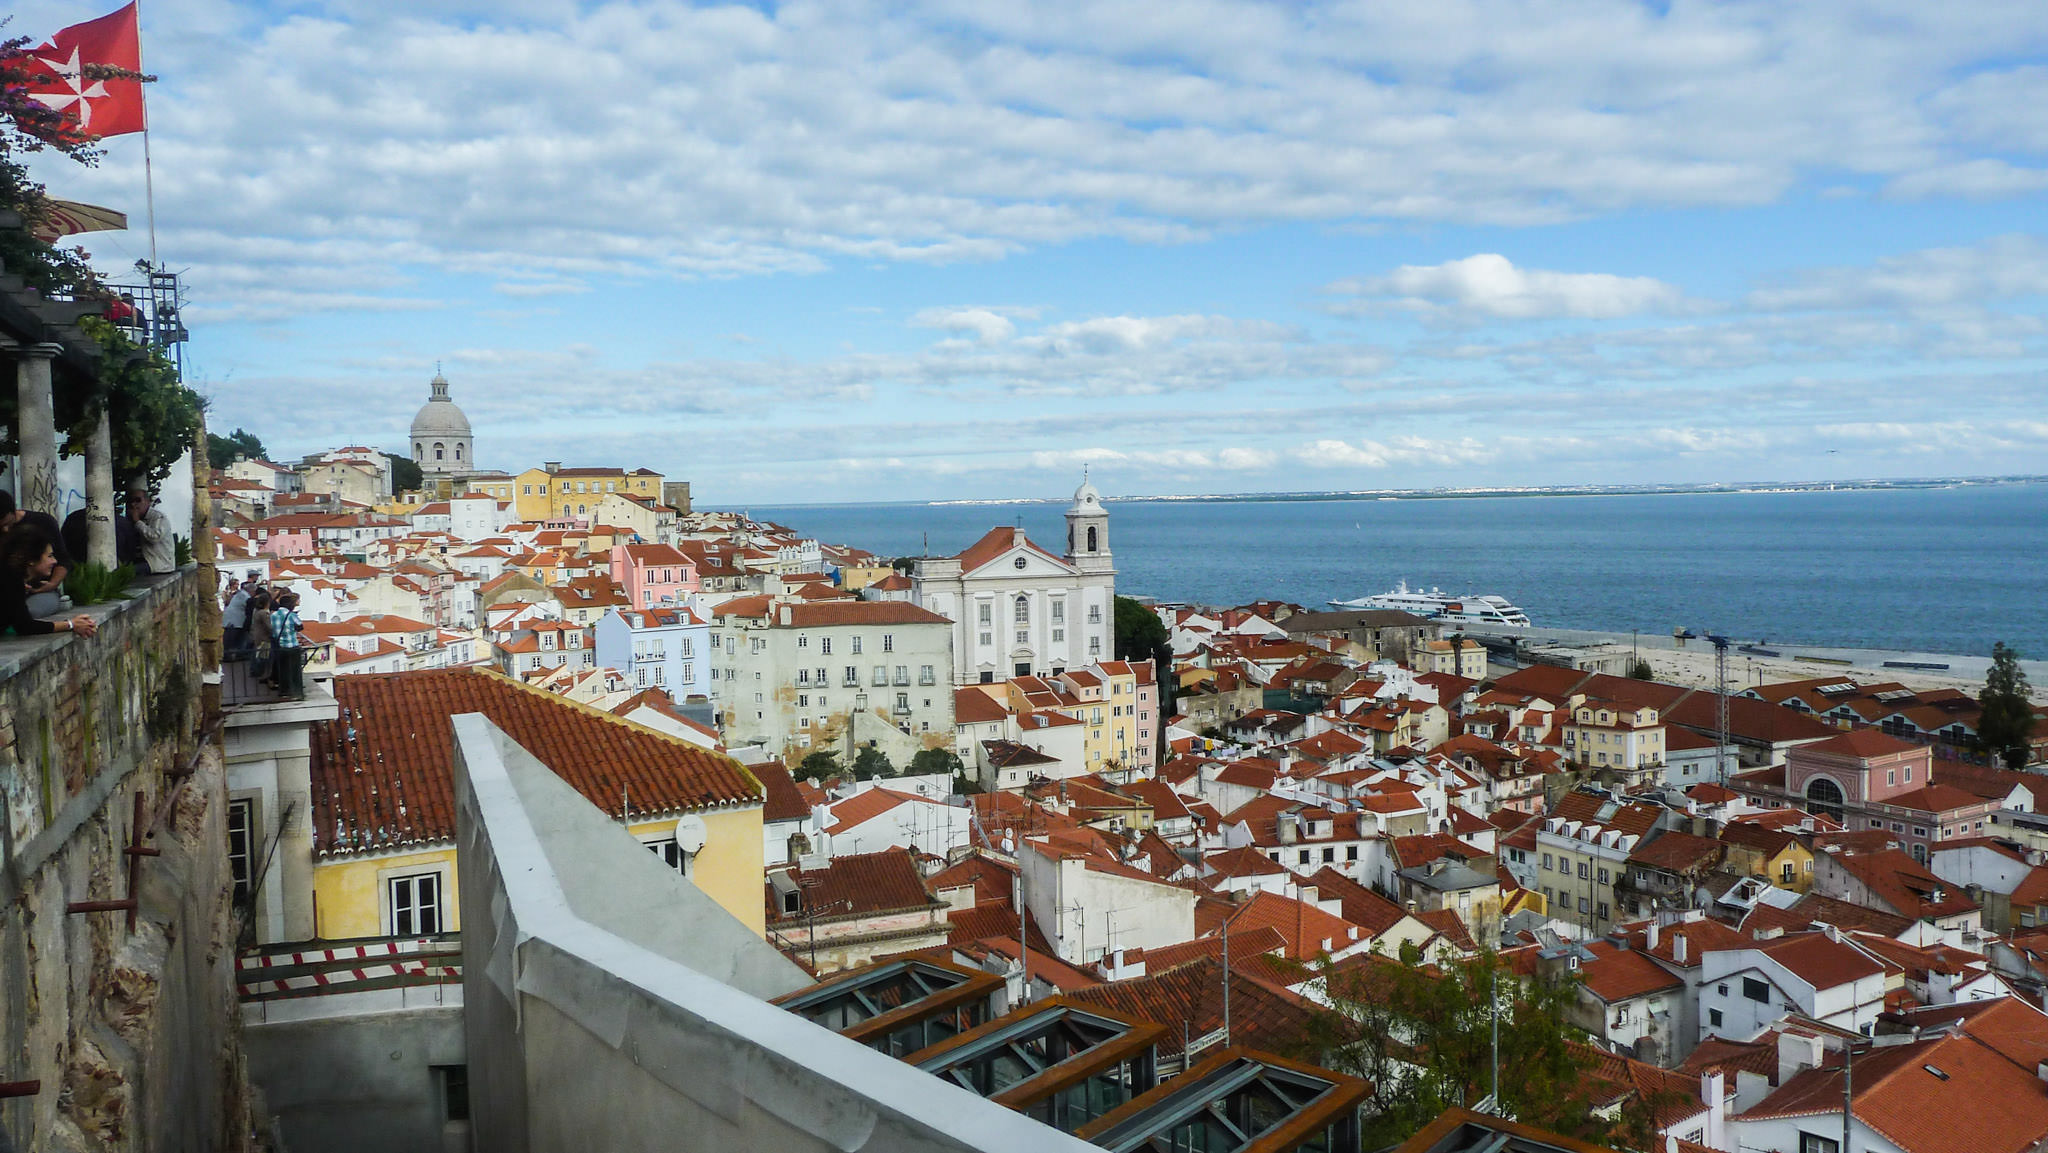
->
[0, 569, 251, 1152]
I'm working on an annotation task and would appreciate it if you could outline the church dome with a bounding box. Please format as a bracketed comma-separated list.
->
[1070, 475, 1103, 511]
[411, 372, 471, 440]
[410, 371, 472, 438]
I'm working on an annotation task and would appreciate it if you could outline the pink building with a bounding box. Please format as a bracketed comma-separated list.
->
[1785, 729, 1999, 861]
[608, 542, 699, 608]
[245, 513, 320, 558]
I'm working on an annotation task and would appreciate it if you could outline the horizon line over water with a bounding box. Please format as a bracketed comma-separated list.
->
[739, 483, 2048, 660]
[736, 474, 2045, 511]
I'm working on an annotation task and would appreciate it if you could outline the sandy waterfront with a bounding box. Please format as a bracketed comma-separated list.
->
[1462, 623, 2048, 705]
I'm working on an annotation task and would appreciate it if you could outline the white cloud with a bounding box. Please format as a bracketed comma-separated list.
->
[1746, 234, 2048, 311]
[911, 307, 1022, 345]
[1292, 436, 1494, 469]
[39, 0, 2048, 316]
[1330, 254, 1691, 321]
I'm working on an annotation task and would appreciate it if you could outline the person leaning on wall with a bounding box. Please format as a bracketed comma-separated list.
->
[1, 523, 97, 639]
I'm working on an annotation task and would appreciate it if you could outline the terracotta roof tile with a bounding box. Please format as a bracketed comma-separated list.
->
[767, 847, 939, 923]
[1065, 956, 1313, 1061]
[753, 761, 811, 823]
[1740, 1031, 2048, 1153]
[312, 668, 761, 856]
[782, 600, 950, 628]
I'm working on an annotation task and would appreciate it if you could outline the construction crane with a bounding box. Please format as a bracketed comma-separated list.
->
[1706, 634, 1732, 784]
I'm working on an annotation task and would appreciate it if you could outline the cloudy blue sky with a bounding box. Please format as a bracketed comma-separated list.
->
[21, 0, 2048, 504]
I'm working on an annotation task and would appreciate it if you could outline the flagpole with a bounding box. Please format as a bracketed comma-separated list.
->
[135, 0, 157, 268]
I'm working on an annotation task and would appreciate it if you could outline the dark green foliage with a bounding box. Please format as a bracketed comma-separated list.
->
[796, 750, 841, 781]
[852, 745, 894, 780]
[891, 556, 918, 574]
[1292, 948, 1628, 1149]
[1113, 595, 1169, 661]
[387, 453, 424, 494]
[1980, 642, 2038, 769]
[1629, 658, 1654, 680]
[62, 561, 134, 605]
[173, 535, 192, 567]
[72, 318, 205, 490]
[207, 428, 268, 470]
[909, 747, 963, 776]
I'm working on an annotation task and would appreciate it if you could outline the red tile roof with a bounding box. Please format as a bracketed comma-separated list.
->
[1065, 956, 1313, 1061]
[953, 525, 1067, 574]
[1803, 729, 1925, 759]
[312, 669, 761, 856]
[766, 848, 939, 924]
[953, 688, 1011, 725]
[1740, 1031, 2048, 1153]
[781, 600, 950, 627]
[1578, 941, 1684, 1003]
[753, 761, 812, 823]
[1755, 930, 1885, 989]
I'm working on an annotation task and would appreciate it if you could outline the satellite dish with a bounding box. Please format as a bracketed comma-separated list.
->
[672, 815, 708, 856]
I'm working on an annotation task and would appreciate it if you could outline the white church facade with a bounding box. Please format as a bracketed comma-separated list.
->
[912, 479, 1116, 685]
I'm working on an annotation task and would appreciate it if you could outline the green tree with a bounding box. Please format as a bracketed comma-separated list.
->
[70, 318, 205, 490]
[1293, 948, 1611, 1149]
[1113, 595, 1169, 661]
[207, 428, 268, 470]
[1629, 658, 1654, 680]
[796, 750, 841, 781]
[852, 746, 894, 780]
[387, 452, 424, 493]
[909, 747, 962, 776]
[1979, 642, 2038, 769]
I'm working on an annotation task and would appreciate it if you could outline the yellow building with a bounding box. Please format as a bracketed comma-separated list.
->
[1564, 698, 1666, 775]
[1720, 822, 1817, 893]
[1057, 663, 1141, 771]
[506, 465, 665, 523]
[307, 667, 766, 940]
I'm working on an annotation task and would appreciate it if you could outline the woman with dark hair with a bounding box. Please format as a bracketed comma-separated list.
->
[247, 588, 275, 684]
[2, 524, 97, 638]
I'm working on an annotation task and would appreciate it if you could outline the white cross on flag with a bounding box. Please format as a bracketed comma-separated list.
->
[24, 4, 146, 138]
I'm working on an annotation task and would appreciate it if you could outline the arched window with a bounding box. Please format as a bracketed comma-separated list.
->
[434, 442, 445, 461]
[1086, 526, 1098, 553]
[1805, 777, 1845, 822]
[1014, 594, 1029, 623]
[414, 443, 423, 461]
[455, 444, 463, 461]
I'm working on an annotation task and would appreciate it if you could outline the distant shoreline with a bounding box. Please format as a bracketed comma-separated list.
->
[923, 476, 2046, 508]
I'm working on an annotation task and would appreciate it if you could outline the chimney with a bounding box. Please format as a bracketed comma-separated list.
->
[1673, 934, 1688, 964]
[1777, 1030, 1824, 1084]
[1647, 922, 1661, 951]
[1298, 885, 1318, 906]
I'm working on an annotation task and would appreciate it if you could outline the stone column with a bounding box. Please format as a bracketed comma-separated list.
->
[14, 343, 61, 514]
[83, 408, 117, 569]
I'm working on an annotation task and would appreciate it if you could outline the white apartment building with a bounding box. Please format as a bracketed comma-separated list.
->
[912, 478, 1115, 685]
[595, 607, 713, 706]
[709, 599, 956, 763]
[1698, 929, 1887, 1042]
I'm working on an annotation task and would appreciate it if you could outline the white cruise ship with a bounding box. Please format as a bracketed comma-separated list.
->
[1329, 581, 1531, 627]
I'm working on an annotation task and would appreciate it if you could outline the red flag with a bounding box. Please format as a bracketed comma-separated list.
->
[23, 4, 147, 138]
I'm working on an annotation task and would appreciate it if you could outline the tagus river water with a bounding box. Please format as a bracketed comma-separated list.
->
[743, 483, 2048, 660]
